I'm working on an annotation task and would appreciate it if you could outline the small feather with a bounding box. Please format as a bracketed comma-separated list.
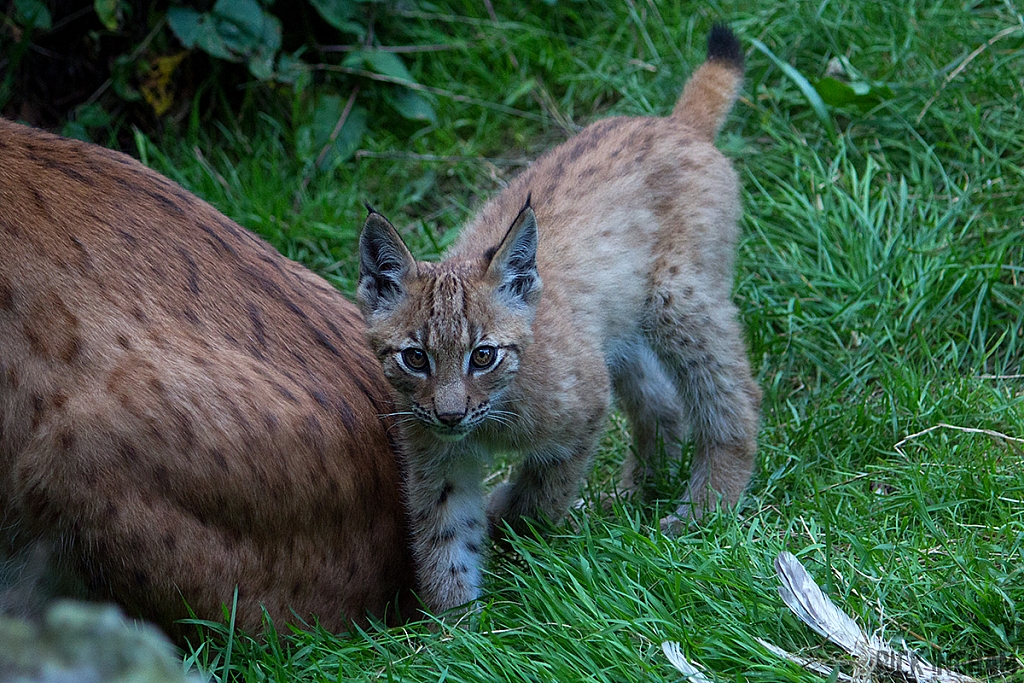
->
[661, 642, 713, 682]
[774, 552, 983, 683]
[774, 551, 869, 657]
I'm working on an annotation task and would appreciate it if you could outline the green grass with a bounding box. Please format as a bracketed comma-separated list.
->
[132, 0, 1023, 680]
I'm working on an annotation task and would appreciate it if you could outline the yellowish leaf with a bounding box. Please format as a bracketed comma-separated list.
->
[140, 52, 188, 116]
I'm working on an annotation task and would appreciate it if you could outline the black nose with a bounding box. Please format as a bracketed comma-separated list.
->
[436, 412, 465, 426]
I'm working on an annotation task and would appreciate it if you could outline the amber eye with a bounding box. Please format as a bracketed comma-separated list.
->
[469, 345, 497, 370]
[401, 348, 429, 372]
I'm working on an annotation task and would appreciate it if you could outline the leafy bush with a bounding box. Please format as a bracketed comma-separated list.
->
[0, 0, 435, 169]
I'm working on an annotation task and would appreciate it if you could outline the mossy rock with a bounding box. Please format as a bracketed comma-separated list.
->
[0, 600, 202, 683]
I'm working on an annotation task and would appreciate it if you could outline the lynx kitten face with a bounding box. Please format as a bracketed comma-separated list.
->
[359, 25, 761, 615]
[359, 208, 540, 441]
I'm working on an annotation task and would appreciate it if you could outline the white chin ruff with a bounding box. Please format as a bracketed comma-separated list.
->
[430, 428, 470, 442]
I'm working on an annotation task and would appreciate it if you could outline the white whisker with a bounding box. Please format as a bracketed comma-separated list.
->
[485, 409, 519, 428]
[385, 416, 420, 433]
[378, 411, 416, 419]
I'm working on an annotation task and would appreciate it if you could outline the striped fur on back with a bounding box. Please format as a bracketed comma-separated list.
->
[0, 118, 416, 640]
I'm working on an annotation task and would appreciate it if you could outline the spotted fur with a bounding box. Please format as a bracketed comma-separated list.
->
[0, 118, 416, 640]
[359, 26, 760, 613]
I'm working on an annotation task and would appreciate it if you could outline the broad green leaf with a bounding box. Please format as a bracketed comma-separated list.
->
[62, 104, 111, 141]
[248, 52, 276, 80]
[14, 0, 52, 29]
[61, 122, 90, 141]
[75, 103, 112, 128]
[258, 15, 282, 54]
[329, 105, 367, 165]
[167, 6, 202, 48]
[193, 16, 235, 61]
[310, 93, 367, 167]
[344, 50, 414, 84]
[212, 0, 270, 42]
[389, 89, 437, 124]
[172, 0, 281, 74]
[209, 0, 282, 76]
[275, 51, 309, 85]
[312, 93, 345, 144]
[815, 77, 894, 110]
[172, 0, 282, 77]
[94, 0, 121, 31]
[248, 12, 283, 79]
[309, 0, 366, 37]
[111, 54, 142, 101]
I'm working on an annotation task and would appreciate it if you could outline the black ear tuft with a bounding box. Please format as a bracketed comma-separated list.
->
[357, 212, 416, 316]
[486, 204, 541, 308]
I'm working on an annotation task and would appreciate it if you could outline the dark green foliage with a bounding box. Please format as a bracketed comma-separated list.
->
[0, 0, 434, 160]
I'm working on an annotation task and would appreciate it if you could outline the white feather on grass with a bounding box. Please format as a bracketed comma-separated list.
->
[660, 552, 984, 682]
[769, 551, 982, 683]
[661, 641, 712, 682]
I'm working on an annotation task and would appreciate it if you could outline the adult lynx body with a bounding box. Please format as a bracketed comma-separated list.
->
[359, 26, 761, 613]
[0, 119, 416, 639]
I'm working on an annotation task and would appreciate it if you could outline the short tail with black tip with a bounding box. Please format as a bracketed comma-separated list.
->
[672, 24, 745, 141]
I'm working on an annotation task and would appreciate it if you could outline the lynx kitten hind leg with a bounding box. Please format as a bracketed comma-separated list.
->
[610, 340, 689, 496]
[649, 292, 761, 530]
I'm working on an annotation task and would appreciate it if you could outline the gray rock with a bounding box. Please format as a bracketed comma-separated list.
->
[0, 601, 205, 683]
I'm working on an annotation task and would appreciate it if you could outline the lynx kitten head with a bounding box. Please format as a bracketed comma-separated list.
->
[357, 201, 541, 440]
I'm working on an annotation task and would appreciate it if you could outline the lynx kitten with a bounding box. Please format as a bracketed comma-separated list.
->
[358, 26, 760, 613]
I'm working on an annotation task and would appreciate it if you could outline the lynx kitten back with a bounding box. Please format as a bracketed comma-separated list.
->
[358, 25, 760, 613]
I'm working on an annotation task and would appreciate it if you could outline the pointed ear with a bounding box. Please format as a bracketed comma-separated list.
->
[485, 204, 541, 308]
[357, 211, 416, 316]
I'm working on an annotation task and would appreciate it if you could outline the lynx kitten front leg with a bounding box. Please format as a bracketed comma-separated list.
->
[404, 455, 488, 613]
[486, 426, 604, 537]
